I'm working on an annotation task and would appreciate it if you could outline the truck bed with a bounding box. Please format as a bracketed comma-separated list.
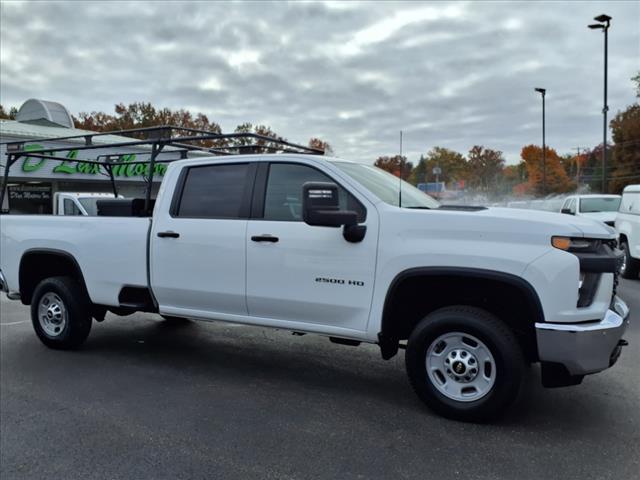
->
[0, 215, 149, 306]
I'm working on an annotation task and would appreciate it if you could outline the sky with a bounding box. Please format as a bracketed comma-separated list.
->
[0, 0, 638, 165]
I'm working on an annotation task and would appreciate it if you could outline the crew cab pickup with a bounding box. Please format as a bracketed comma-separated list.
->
[0, 154, 630, 421]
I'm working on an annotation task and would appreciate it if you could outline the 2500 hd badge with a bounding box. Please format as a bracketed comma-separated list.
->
[315, 277, 365, 286]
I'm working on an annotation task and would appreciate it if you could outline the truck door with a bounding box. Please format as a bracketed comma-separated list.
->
[150, 162, 255, 317]
[246, 162, 378, 333]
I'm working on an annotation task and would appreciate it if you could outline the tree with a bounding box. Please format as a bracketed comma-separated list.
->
[632, 71, 640, 98]
[503, 162, 527, 196]
[0, 105, 17, 119]
[609, 103, 640, 192]
[73, 102, 225, 148]
[520, 145, 573, 195]
[374, 155, 413, 178]
[409, 147, 466, 186]
[466, 145, 505, 192]
[308, 138, 334, 156]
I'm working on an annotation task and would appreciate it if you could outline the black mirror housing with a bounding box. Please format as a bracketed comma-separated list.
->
[302, 182, 356, 227]
[302, 182, 366, 243]
[561, 208, 574, 215]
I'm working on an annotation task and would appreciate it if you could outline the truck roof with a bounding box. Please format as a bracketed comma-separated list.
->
[566, 194, 621, 199]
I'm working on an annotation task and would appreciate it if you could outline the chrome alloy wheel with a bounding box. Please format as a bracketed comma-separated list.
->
[426, 332, 496, 402]
[38, 292, 67, 337]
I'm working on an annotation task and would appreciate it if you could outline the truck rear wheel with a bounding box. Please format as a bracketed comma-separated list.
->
[405, 306, 525, 422]
[620, 241, 640, 279]
[30, 276, 92, 349]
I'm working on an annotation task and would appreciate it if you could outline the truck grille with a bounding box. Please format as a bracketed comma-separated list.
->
[606, 239, 622, 301]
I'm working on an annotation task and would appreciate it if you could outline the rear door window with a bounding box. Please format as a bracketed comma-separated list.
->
[176, 163, 252, 219]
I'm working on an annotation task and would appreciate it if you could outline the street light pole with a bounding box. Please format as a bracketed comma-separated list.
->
[535, 88, 546, 195]
[589, 14, 611, 193]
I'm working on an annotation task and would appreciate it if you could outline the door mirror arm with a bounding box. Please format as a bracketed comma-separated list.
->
[343, 224, 367, 243]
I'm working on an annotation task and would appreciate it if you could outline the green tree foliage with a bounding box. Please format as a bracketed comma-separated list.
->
[632, 71, 640, 98]
[374, 155, 413, 178]
[0, 105, 18, 120]
[466, 145, 505, 192]
[409, 147, 466, 185]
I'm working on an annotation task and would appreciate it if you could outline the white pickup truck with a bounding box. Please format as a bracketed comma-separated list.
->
[53, 192, 124, 216]
[0, 154, 630, 421]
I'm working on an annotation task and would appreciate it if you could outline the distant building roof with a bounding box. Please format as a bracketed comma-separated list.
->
[0, 119, 139, 145]
[15, 99, 75, 128]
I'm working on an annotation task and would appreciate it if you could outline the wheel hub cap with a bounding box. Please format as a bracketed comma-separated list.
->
[426, 332, 496, 402]
[446, 349, 478, 382]
[38, 292, 67, 337]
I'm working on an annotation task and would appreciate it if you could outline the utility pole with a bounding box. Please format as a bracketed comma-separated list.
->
[573, 147, 584, 186]
[589, 14, 611, 193]
[534, 88, 547, 195]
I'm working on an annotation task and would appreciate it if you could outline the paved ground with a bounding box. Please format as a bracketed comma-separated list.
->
[1, 280, 638, 480]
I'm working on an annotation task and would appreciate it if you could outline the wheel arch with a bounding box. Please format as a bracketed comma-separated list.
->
[378, 267, 545, 360]
[19, 248, 88, 305]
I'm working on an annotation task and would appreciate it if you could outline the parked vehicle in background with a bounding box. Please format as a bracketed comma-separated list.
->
[560, 194, 622, 226]
[54, 192, 123, 216]
[615, 185, 640, 279]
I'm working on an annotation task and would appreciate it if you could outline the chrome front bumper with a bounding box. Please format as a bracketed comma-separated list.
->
[535, 296, 630, 376]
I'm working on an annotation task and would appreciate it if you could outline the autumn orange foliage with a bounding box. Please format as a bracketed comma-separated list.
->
[520, 145, 573, 195]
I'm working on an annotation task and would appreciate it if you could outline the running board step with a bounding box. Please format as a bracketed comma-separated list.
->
[329, 337, 361, 347]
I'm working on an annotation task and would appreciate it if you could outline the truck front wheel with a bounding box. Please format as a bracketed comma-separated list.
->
[405, 306, 525, 422]
[30, 276, 92, 349]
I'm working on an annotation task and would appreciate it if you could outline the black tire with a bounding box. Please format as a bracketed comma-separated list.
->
[405, 306, 525, 422]
[30, 276, 92, 349]
[620, 241, 640, 279]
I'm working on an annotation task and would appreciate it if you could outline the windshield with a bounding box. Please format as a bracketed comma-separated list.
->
[580, 197, 621, 213]
[78, 197, 100, 216]
[331, 161, 440, 209]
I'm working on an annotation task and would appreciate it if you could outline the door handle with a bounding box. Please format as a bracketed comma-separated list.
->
[251, 235, 279, 243]
[157, 231, 180, 238]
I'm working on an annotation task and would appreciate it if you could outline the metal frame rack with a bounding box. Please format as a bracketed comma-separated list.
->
[0, 125, 324, 215]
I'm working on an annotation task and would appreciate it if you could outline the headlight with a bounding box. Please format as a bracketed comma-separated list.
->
[551, 236, 601, 252]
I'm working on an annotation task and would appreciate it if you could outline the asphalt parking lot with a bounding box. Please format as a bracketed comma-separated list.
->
[1, 280, 638, 480]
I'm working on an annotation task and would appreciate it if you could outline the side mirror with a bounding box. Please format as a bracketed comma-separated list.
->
[561, 208, 574, 215]
[302, 182, 366, 243]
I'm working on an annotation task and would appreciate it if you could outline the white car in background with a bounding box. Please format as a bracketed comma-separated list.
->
[615, 185, 640, 279]
[560, 194, 622, 226]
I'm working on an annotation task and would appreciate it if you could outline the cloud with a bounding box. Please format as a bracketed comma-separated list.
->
[0, 0, 638, 164]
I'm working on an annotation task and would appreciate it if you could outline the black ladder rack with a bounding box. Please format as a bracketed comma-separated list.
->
[0, 125, 324, 215]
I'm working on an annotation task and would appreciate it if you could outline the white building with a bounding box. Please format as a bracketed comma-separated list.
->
[1, 99, 174, 214]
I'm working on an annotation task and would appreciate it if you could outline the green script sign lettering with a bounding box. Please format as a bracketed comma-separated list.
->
[20, 144, 167, 178]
